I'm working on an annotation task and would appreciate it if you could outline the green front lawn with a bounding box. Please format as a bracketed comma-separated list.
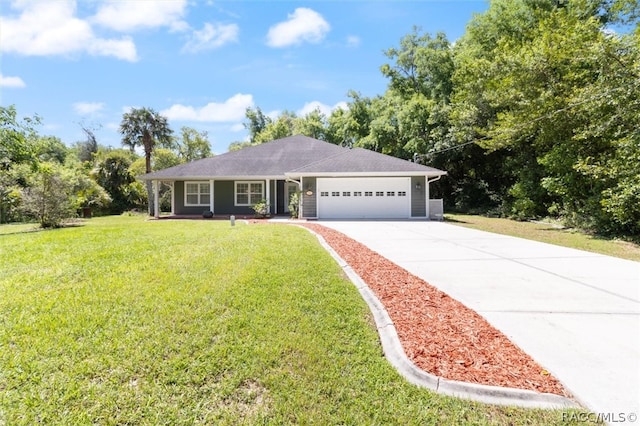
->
[446, 214, 640, 262]
[1, 216, 584, 424]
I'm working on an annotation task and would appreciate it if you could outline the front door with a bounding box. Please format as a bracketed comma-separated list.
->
[284, 182, 299, 213]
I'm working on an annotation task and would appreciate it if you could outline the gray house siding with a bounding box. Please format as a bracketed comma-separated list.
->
[174, 181, 208, 215]
[173, 180, 254, 216]
[411, 176, 426, 217]
[301, 177, 317, 218]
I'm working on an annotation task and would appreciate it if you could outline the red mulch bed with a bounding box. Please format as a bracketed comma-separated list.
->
[299, 223, 570, 397]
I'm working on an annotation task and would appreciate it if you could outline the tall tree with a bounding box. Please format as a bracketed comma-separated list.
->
[93, 151, 139, 214]
[76, 124, 100, 163]
[176, 126, 212, 161]
[451, 0, 640, 234]
[119, 107, 173, 215]
[0, 105, 41, 222]
[20, 162, 75, 228]
[244, 107, 272, 143]
[0, 105, 40, 170]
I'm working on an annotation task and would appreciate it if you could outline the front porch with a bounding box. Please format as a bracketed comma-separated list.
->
[150, 178, 300, 219]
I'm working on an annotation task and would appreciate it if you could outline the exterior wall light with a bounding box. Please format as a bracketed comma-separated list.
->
[415, 182, 422, 190]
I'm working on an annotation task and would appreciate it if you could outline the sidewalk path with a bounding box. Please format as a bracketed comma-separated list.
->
[318, 221, 640, 415]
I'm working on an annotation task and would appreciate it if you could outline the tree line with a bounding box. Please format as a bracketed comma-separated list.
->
[0, 106, 211, 227]
[232, 0, 639, 238]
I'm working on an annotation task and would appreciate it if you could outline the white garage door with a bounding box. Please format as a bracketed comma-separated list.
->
[317, 177, 411, 219]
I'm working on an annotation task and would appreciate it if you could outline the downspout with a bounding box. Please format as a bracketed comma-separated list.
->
[427, 175, 442, 185]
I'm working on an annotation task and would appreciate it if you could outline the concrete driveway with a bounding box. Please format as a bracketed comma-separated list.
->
[318, 220, 640, 415]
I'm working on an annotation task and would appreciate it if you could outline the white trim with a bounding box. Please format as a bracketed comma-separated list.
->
[234, 181, 264, 206]
[286, 171, 447, 178]
[153, 180, 160, 218]
[141, 175, 285, 181]
[184, 181, 212, 206]
[141, 171, 447, 181]
[209, 179, 215, 213]
[266, 179, 271, 214]
[170, 182, 175, 215]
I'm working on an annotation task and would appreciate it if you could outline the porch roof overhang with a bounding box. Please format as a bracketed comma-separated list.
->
[139, 174, 287, 181]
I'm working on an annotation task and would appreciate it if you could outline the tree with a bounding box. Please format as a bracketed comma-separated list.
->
[254, 111, 297, 143]
[449, 0, 640, 235]
[93, 151, 139, 214]
[244, 107, 272, 143]
[76, 124, 100, 163]
[175, 126, 211, 161]
[20, 162, 75, 228]
[293, 109, 328, 141]
[0, 105, 40, 170]
[35, 136, 67, 164]
[119, 107, 173, 215]
[0, 105, 41, 222]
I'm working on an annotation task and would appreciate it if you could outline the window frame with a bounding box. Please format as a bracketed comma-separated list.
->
[235, 181, 264, 206]
[184, 181, 211, 207]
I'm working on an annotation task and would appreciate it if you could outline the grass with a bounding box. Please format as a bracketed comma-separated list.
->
[0, 216, 590, 424]
[446, 214, 640, 262]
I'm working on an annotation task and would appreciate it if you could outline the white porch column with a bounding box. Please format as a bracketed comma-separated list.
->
[299, 178, 304, 218]
[209, 180, 214, 214]
[170, 182, 175, 215]
[274, 180, 278, 215]
[265, 179, 271, 215]
[425, 175, 430, 219]
[153, 180, 160, 218]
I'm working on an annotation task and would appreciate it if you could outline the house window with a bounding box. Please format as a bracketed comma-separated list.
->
[321, 192, 329, 197]
[354, 192, 362, 196]
[387, 191, 395, 196]
[185, 182, 210, 206]
[332, 191, 340, 196]
[343, 191, 351, 196]
[235, 181, 263, 206]
[398, 191, 407, 196]
[365, 191, 373, 196]
[376, 191, 384, 196]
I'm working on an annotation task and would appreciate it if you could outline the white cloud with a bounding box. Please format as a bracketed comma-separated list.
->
[346, 35, 361, 48]
[229, 123, 245, 132]
[161, 94, 254, 122]
[0, 73, 26, 88]
[92, 0, 189, 32]
[298, 101, 347, 117]
[182, 22, 239, 53]
[0, 1, 137, 61]
[73, 102, 105, 115]
[266, 8, 330, 48]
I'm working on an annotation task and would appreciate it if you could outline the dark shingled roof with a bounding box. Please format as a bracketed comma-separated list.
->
[139, 134, 445, 180]
[288, 147, 445, 175]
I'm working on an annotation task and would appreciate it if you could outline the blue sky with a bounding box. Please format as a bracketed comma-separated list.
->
[1, 0, 488, 154]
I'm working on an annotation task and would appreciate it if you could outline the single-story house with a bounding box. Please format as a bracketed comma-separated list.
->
[139, 135, 447, 220]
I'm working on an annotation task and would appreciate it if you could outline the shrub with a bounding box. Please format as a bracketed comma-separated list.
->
[251, 199, 270, 218]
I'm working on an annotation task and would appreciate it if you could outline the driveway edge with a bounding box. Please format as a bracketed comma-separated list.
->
[302, 226, 580, 409]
